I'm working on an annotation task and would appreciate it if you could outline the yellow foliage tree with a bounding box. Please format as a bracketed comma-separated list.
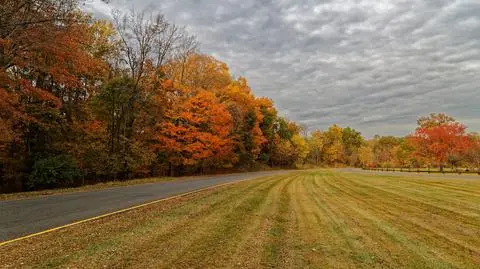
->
[323, 125, 344, 166]
[307, 130, 324, 165]
[291, 134, 309, 164]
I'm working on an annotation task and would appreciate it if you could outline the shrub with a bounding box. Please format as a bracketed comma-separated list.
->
[27, 155, 80, 190]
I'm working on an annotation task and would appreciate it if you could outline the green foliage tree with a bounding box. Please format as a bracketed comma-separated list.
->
[342, 127, 363, 166]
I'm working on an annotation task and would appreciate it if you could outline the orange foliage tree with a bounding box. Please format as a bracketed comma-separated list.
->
[219, 78, 267, 166]
[156, 91, 236, 175]
[1, 1, 109, 190]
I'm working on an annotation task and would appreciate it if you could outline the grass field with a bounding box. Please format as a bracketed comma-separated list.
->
[2, 170, 480, 268]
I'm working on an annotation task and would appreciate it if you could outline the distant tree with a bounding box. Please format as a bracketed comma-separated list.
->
[395, 138, 416, 168]
[408, 118, 471, 171]
[323, 125, 344, 166]
[417, 113, 455, 129]
[373, 136, 401, 167]
[358, 143, 375, 168]
[291, 134, 309, 165]
[342, 127, 363, 166]
[307, 130, 324, 165]
[465, 133, 480, 173]
[271, 138, 296, 167]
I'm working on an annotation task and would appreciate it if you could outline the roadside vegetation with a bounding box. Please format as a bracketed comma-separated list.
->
[2, 170, 480, 268]
[0, 176, 178, 201]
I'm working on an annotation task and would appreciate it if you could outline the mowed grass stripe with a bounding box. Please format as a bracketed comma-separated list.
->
[225, 176, 285, 268]
[345, 173, 480, 213]
[226, 175, 297, 268]
[324, 174, 468, 262]
[348, 173, 480, 206]
[164, 176, 284, 268]
[324, 172, 480, 268]
[317, 173, 456, 268]
[331, 172, 480, 229]
[309, 173, 424, 268]
[2, 170, 480, 268]
[331, 172, 480, 250]
[293, 174, 361, 268]
[261, 175, 296, 268]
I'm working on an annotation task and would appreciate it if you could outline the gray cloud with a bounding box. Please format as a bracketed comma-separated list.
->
[87, 0, 480, 137]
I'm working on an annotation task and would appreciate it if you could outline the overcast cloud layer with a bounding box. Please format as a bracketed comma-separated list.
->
[85, 0, 480, 137]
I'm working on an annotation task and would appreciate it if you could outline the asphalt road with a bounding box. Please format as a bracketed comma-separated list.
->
[0, 170, 289, 242]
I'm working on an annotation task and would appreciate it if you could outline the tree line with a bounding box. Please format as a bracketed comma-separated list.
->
[1, 1, 479, 192]
[300, 113, 480, 173]
[0, 0, 307, 192]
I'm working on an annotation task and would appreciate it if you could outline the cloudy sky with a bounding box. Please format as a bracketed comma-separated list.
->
[85, 0, 480, 137]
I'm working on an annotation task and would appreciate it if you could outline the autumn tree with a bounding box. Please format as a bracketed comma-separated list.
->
[417, 113, 455, 129]
[465, 133, 480, 173]
[0, 0, 110, 190]
[256, 97, 277, 162]
[306, 130, 324, 165]
[220, 78, 267, 166]
[342, 127, 363, 166]
[94, 9, 200, 177]
[372, 136, 401, 167]
[156, 91, 235, 175]
[269, 118, 304, 167]
[394, 138, 416, 168]
[270, 139, 296, 167]
[358, 142, 375, 168]
[1, 1, 313, 192]
[323, 125, 344, 166]
[408, 115, 471, 171]
[164, 53, 231, 92]
[291, 134, 310, 165]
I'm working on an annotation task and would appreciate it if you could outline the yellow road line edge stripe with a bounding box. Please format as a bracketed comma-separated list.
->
[0, 178, 257, 247]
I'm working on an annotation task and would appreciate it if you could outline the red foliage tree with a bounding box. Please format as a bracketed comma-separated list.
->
[408, 122, 471, 170]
